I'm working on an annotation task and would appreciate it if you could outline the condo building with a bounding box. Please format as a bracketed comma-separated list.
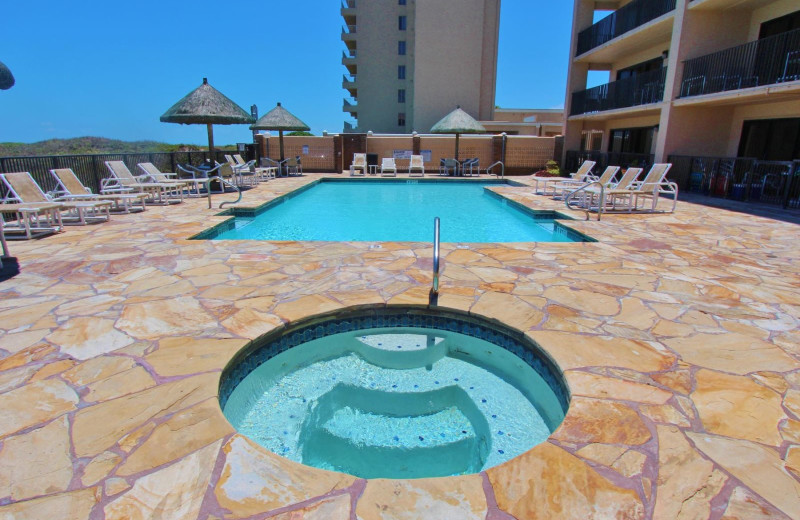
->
[562, 0, 800, 170]
[341, 0, 501, 134]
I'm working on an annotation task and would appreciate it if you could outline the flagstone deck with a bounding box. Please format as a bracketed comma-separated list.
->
[0, 173, 798, 519]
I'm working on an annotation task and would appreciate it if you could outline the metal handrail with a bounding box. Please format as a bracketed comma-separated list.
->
[429, 217, 440, 305]
[564, 180, 605, 221]
[487, 161, 504, 178]
[205, 176, 241, 209]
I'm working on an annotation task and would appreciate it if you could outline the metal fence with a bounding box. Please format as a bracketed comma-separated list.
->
[576, 0, 676, 56]
[667, 155, 800, 209]
[0, 151, 236, 198]
[564, 150, 654, 173]
[680, 28, 800, 98]
[571, 67, 667, 115]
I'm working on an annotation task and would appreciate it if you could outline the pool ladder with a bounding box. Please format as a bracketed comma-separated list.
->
[429, 217, 440, 306]
[205, 176, 242, 209]
[564, 181, 604, 221]
[487, 161, 505, 178]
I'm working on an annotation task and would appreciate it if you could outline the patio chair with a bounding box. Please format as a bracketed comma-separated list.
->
[222, 156, 258, 187]
[441, 158, 459, 176]
[1, 171, 111, 226]
[532, 160, 595, 196]
[551, 165, 620, 200]
[351, 153, 367, 176]
[592, 163, 676, 213]
[0, 202, 64, 239]
[103, 161, 183, 205]
[257, 158, 278, 180]
[380, 157, 397, 177]
[137, 162, 192, 193]
[462, 158, 479, 176]
[409, 154, 425, 177]
[50, 168, 148, 213]
[233, 154, 262, 183]
[567, 166, 636, 210]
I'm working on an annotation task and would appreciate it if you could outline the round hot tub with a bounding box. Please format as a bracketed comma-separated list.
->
[219, 308, 569, 479]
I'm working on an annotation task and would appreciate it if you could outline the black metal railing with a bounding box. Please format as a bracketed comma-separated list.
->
[680, 28, 800, 98]
[576, 0, 676, 56]
[571, 67, 667, 115]
[0, 150, 241, 198]
[564, 150, 654, 173]
[667, 155, 800, 208]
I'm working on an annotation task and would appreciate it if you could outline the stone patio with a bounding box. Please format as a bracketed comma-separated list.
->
[0, 173, 798, 519]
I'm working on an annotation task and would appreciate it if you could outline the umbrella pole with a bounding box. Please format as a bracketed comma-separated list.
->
[455, 133, 460, 162]
[207, 123, 215, 164]
[279, 130, 285, 162]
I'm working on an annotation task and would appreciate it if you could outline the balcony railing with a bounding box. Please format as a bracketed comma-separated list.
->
[343, 24, 356, 34]
[576, 0, 676, 56]
[342, 0, 355, 8]
[565, 150, 654, 174]
[570, 67, 666, 116]
[680, 29, 800, 98]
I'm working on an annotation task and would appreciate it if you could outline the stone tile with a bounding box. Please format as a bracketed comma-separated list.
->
[221, 307, 284, 339]
[0, 379, 79, 439]
[470, 291, 544, 330]
[687, 432, 800, 517]
[116, 296, 219, 339]
[0, 487, 100, 520]
[691, 369, 785, 446]
[552, 397, 651, 446]
[663, 333, 799, 375]
[721, 486, 791, 520]
[0, 416, 72, 500]
[356, 475, 487, 520]
[543, 286, 621, 316]
[566, 371, 672, 404]
[104, 440, 221, 520]
[214, 435, 355, 518]
[81, 450, 122, 486]
[145, 337, 245, 377]
[47, 317, 135, 360]
[487, 442, 643, 519]
[273, 294, 342, 323]
[270, 493, 352, 519]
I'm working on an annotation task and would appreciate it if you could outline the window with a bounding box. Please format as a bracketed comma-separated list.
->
[398, 41, 406, 55]
[398, 89, 406, 103]
[398, 113, 406, 127]
[398, 65, 406, 79]
[608, 126, 656, 155]
[580, 130, 603, 151]
[738, 118, 800, 161]
[759, 9, 800, 39]
[399, 0, 406, 4]
[616, 57, 663, 81]
[399, 16, 407, 30]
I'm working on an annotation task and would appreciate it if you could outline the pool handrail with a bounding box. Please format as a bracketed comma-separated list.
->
[430, 216, 440, 305]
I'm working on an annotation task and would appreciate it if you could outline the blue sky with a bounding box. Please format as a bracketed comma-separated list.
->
[1, 0, 574, 145]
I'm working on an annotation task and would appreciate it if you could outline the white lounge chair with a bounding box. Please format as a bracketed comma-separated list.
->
[590, 163, 676, 213]
[1, 171, 111, 226]
[0, 202, 64, 239]
[409, 155, 425, 177]
[533, 160, 595, 196]
[552, 165, 620, 199]
[350, 153, 367, 176]
[137, 162, 193, 192]
[380, 158, 397, 177]
[103, 161, 182, 205]
[50, 168, 147, 213]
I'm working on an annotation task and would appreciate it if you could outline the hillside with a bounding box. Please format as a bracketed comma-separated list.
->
[0, 137, 235, 157]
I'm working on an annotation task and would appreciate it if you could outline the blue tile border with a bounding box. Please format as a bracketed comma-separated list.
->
[218, 306, 571, 415]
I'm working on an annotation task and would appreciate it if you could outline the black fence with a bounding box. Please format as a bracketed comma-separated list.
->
[570, 67, 667, 116]
[0, 150, 240, 198]
[667, 155, 800, 209]
[680, 28, 800, 98]
[576, 0, 676, 56]
[564, 150, 654, 173]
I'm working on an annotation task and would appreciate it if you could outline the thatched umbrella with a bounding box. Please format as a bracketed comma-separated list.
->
[250, 102, 310, 161]
[430, 106, 486, 161]
[0, 61, 15, 90]
[160, 78, 254, 157]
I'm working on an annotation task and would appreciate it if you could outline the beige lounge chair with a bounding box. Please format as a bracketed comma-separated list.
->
[591, 163, 676, 213]
[0, 202, 64, 239]
[571, 167, 641, 211]
[1, 172, 111, 226]
[103, 161, 183, 204]
[552, 165, 620, 199]
[50, 168, 147, 213]
[350, 153, 367, 176]
[380, 158, 397, 177]
[220, 156, 258, 187]
[409, 155, 425, 177]
[137, 162, 192, 192]
[533, 160, 595, 196]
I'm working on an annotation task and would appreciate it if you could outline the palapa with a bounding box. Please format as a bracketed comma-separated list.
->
[250, 102, 310, 161]
[160, 78, 253, 156]
[0, 61, 15, 90]
[430, 106, 486, 161]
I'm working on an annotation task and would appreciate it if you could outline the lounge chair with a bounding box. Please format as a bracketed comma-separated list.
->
[380, 158, 397, 177]
[0, 202, 64, 239]
[103, 161, 183, 204]
[285, 157, 302, 177]
[50, 168, 147, 213]
[409, 154, 425, 177]
[532, 160, 595, 196]
[588, 163, 676, 214]
[222, 156, 258, 187]
[350, 153, 367, 176]
[257, 158, 279, 180]
[551, 165, 620, 199]
[1, 171, 111, 225]
[233, 154, 265, 182]
[137, 162, 192, 192]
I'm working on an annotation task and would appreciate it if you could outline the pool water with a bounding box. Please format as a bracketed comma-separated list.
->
[211, 180, 581, 242]
[222, 327, 567, 479]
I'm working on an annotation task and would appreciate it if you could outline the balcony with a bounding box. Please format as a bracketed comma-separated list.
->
[343, 98, 358, 116]
[341, 0, 356, 17]
[342, 50, 357, 74]
[342, 24, 357, 43]
[343, 74, 357, 97]
[570, 67, 667, 116]
[576, 0, 676, 57]
[679, 29, 800, 98]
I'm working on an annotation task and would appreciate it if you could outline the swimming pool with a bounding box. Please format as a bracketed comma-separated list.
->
[220, 308, 569, 479]
[206, 180, 587, 242]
